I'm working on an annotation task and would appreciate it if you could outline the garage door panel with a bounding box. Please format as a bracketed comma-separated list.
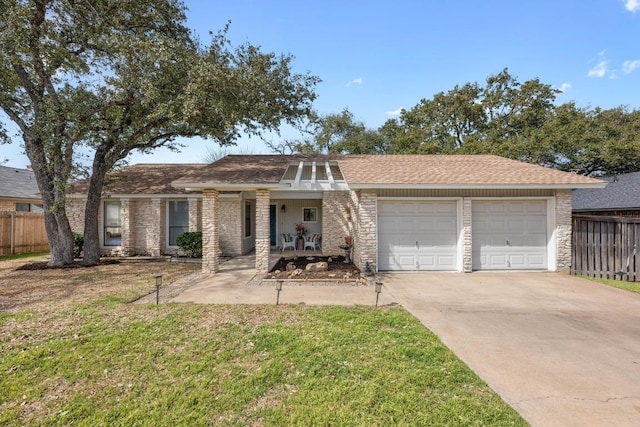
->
[379, 200, 458, 271]
[472, 200, 547, 270]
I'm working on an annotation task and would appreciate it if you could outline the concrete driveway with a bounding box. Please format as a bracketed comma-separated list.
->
[381, 272, 640, 427]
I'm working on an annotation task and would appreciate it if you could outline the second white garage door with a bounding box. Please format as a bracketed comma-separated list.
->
[472, 200, 548, 270]
[378, 200, 458, 271]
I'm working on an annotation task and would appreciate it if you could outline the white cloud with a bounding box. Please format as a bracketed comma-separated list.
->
[559, 83, 572, 93]
[623, 59, 640, 74]
[346, 77, 363, 87]
[386, 107, 404, 116]
[588, 60, 608, 78]
[625, 0, 640, 12]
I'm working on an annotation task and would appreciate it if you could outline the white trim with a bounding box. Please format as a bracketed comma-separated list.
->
[173, 183, 286, 191]
[325, 162, 335, 184]
[302, 206, 318, 223]
[547, 196, 557, 271]
[69, 193, 202, 200]
[456, 199, 464, 272]
[270, 191, 323, 200]
[294, 161, 304, 184]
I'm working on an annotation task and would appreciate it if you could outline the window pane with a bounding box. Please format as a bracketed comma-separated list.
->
[245, 202, 251, 237]
[104, 202, 121, 246]
[169, 201, 189, 246]
[16, 203, 30, 212]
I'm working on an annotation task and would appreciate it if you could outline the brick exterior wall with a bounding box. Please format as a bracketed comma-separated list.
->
[321, 191, 350, 255]
[202, 190, 220, 273]
[255, 189, 270, 272]
[219, 199, 242, 256]
[462, 198, 472, 272]
[67, 198, 86, 233]
[120, 198, 133, 256]
[555, 190, 572, 273]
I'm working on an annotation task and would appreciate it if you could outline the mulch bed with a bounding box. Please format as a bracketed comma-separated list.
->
[15, 259, 121, 270]
[265, 255, 361, 280]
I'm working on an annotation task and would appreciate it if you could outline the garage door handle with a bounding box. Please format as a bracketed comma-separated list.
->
[416, 241, 419, 249]
[506, 239, 510, 246]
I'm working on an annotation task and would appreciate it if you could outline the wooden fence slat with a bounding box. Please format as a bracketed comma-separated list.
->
[0, 212, 49, 255]
[572, 215, 640, 282]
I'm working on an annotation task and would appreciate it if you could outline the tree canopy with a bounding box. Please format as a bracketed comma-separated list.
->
[281, 69, 640, 177]
[0, 0, 319, 265]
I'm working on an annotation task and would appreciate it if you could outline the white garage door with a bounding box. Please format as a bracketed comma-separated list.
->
[378, 200, 458, 271]
[472, 200, 548, 270]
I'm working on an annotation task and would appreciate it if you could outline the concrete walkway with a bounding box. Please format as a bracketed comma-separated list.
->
[170, 254, 397, 306]
[381, 271, 640, 427]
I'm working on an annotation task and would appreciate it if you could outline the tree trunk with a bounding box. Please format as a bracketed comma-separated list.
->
[82, 154, 111, 266]
[43, 208, 75, 266]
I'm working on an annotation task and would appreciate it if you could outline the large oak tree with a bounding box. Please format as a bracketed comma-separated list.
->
[0, 0, 319, 265]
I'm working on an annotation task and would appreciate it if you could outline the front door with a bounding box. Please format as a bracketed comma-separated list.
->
[269, 204, 277, 246]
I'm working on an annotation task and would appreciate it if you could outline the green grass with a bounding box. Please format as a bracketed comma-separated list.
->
[0, 302, 525, 426]
[0, 251, 49, 261]
[584, 276, 640, 295]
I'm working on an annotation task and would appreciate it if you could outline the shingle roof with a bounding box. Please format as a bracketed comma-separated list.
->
[173, 154, 603, 188]
[173, 154, 338, 186]
[572, 171, 640, 211]
[337, 155, 603, 186]
[0, 165, 40, 199]
[70, 164, 204, 195]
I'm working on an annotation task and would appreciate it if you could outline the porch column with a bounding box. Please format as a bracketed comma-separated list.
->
[149, 198, 161, 257]
[202, 190, 220, 274]
[188, 197, 199, 232]
[355, 190, 377, 272]
[255, 189, 270, 272]
[462, 198, 472, 272]
[120, 198, 133, 256]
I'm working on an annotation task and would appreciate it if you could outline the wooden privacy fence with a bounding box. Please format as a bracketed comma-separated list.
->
[0, 211, 49, 255]
[572, 215, 640, 282]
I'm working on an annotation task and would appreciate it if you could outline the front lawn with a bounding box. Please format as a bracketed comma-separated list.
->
[583, 276, 640, 295]
[0, 256, 525, 426]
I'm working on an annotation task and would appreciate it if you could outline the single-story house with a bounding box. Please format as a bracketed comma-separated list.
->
[572, 171, 640, 217]
[0, 165, 43, 212]
[67, 154, 605, 274]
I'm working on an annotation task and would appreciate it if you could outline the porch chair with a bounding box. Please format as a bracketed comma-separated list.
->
[281, 233, 296, 252]
[304, 233, 321, 251]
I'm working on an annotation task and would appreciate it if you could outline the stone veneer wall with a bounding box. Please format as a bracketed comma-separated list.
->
[555, 190, 572, 273]
[119, 198, 134, 256]
[321, 191, 350, 255]
[462, 199, 472, 272]
[202, 190, 219, 273]
[219, 199, 242, 256]
[255, 189, 270, 272]
[349, 190, 377, 272]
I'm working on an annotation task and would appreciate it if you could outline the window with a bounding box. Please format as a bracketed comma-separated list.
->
[303, 207, 317, 223]
[168, 201, 189, 246]
[245, 202, 252, 237]
[104, 201, 121, 246]
[30, 204, 44, 212]
[15, 203, 30, 212]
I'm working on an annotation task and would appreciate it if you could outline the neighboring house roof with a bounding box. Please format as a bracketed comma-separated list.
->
[0, 165, 40, 199]
[70, 164, 204, 196]
[572, 171, 640, 211]
[173, 154, 604, 190]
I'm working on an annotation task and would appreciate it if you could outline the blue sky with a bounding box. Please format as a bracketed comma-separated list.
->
[3, 0, 640, 167]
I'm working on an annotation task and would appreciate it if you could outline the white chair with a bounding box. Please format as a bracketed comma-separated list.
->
[304, 233, 320, 251]
[281, 233, 296, 252]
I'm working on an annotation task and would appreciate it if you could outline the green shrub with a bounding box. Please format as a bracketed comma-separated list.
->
[176, 232, 202, 258]
[73, 232, 84, 258]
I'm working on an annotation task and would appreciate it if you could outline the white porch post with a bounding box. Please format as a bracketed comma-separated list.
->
[202, 190, 220, 274]
[255, 189, 271, 272]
